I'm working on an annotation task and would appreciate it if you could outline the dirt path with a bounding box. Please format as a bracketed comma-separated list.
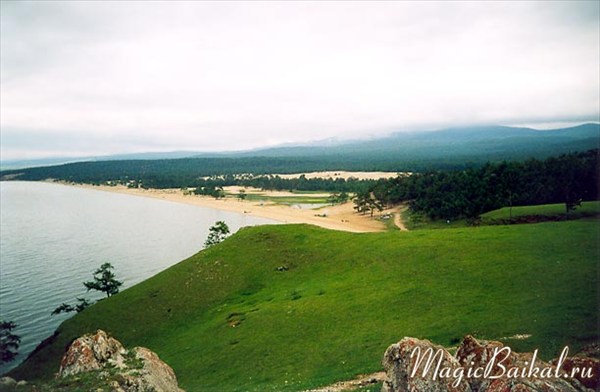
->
[304, 372, 386, 392]
[393, 205, 409, 231]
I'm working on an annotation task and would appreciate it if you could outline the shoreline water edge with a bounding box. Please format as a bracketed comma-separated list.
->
[50, 181, 396, 233]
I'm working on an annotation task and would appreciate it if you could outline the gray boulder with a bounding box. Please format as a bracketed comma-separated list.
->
[381, 337, 471, 392]
[382, 336, 593, 392]
[455, 335, 584, 392]
[58, 329, 184, 392]
[59, 329, 127, 377]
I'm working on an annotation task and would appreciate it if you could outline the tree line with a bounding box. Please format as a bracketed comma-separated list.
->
[2, 148, 597, 219]
[188, 174, 373, 193]
[1, 157, 379, 192]
[367, 149, 599, 220]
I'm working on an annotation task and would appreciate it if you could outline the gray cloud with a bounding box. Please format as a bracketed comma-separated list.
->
[1, 1, 598, 160]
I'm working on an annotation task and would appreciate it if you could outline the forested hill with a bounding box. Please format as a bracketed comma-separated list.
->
[236, 123, 600, 161]
[0, 157, 361, 188]
[1, 124, 598, 188]
[366, 149, 599, 221]
[1, 123, 598, 171]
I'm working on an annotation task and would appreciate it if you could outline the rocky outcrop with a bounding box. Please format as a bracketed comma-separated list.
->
[381, 337, 471, 392]
[550, 343, 600, 391]
[455, 335, 584, 392]
[58, 330, 184, 392]
[59, 329, 127, 376]
[455, 335, 508, 391]
[382, 336, 596, 392]
[0, 377, 27, 390]
[0, 377, 17, 388]
[131, 347, 182, 392]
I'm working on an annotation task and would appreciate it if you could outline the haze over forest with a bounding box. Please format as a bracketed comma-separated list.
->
[1, 1, 599, 162]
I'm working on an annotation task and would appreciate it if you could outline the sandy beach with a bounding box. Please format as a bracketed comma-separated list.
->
[63, 183, 398, 233]
[272, 171, 403, 180]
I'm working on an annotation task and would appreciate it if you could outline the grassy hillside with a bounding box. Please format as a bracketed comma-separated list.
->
[403, 201, 600, 230]
[10, 219, 599, 391]
[481, 201, 600, 220]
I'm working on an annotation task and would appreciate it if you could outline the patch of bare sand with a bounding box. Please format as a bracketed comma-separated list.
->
[273, 171, 403, 181]
[61, 183, 391, 233]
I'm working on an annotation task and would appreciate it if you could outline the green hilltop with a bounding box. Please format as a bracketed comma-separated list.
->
[9, 217, 599, 391]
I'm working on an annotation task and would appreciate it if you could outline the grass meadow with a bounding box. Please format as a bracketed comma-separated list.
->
[10, 216, 599, 391]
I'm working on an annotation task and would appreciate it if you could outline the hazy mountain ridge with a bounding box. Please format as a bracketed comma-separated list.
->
[239, 123, 599, 155]
[1, 123, 598, 171]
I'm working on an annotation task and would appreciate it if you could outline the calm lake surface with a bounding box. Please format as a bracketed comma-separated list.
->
[0, 181, 277, 374]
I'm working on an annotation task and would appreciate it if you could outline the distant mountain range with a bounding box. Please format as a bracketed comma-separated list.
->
[2, 123, 598, 171]
[235, 123, 600, 160]
[0, 151, 203, 170]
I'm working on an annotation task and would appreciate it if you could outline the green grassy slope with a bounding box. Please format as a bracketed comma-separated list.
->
[481, 201, 600, 220]
[10, 219, 599, 391]
[402, 201, 600, 230]
[241, 193, 329, 205]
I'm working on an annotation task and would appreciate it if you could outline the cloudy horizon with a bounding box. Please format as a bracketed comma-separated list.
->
[1, 1, 599, 161]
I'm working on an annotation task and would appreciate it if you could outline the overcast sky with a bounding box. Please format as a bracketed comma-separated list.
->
[1, 1, 599, 160]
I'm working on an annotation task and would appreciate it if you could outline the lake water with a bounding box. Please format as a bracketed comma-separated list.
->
[0, 181, 277, 374]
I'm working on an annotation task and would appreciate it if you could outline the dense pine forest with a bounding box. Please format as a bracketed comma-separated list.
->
[191, 174, 373, 193]
[2, 123, 599, 186]
[0, 157, 345, 188]
[2, 148, 599, 222]
[367, 149, 599, 220]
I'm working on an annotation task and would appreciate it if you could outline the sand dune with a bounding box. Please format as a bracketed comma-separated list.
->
[273, 171, 402, 180]
[64, 184, 392, 233]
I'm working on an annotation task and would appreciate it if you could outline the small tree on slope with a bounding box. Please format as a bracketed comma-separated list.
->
[53, 264, 122, 315]
[0, 320, 20, 364]
[84, 262, 123, 298]
[204, 221, 230, 248]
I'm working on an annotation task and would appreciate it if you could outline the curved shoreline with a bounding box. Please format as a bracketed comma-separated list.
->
[56, 183, 390, 233]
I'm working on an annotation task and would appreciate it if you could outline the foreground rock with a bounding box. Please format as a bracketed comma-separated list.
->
[0, 377, 27, 391]
[550, 343, 600, 390]
[382, 337, 470, 392]
[58, 330, 184, 392]
[382, 336, 596, 392]
[58, 329, 127, 376]
[0, 377, 17, 388]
